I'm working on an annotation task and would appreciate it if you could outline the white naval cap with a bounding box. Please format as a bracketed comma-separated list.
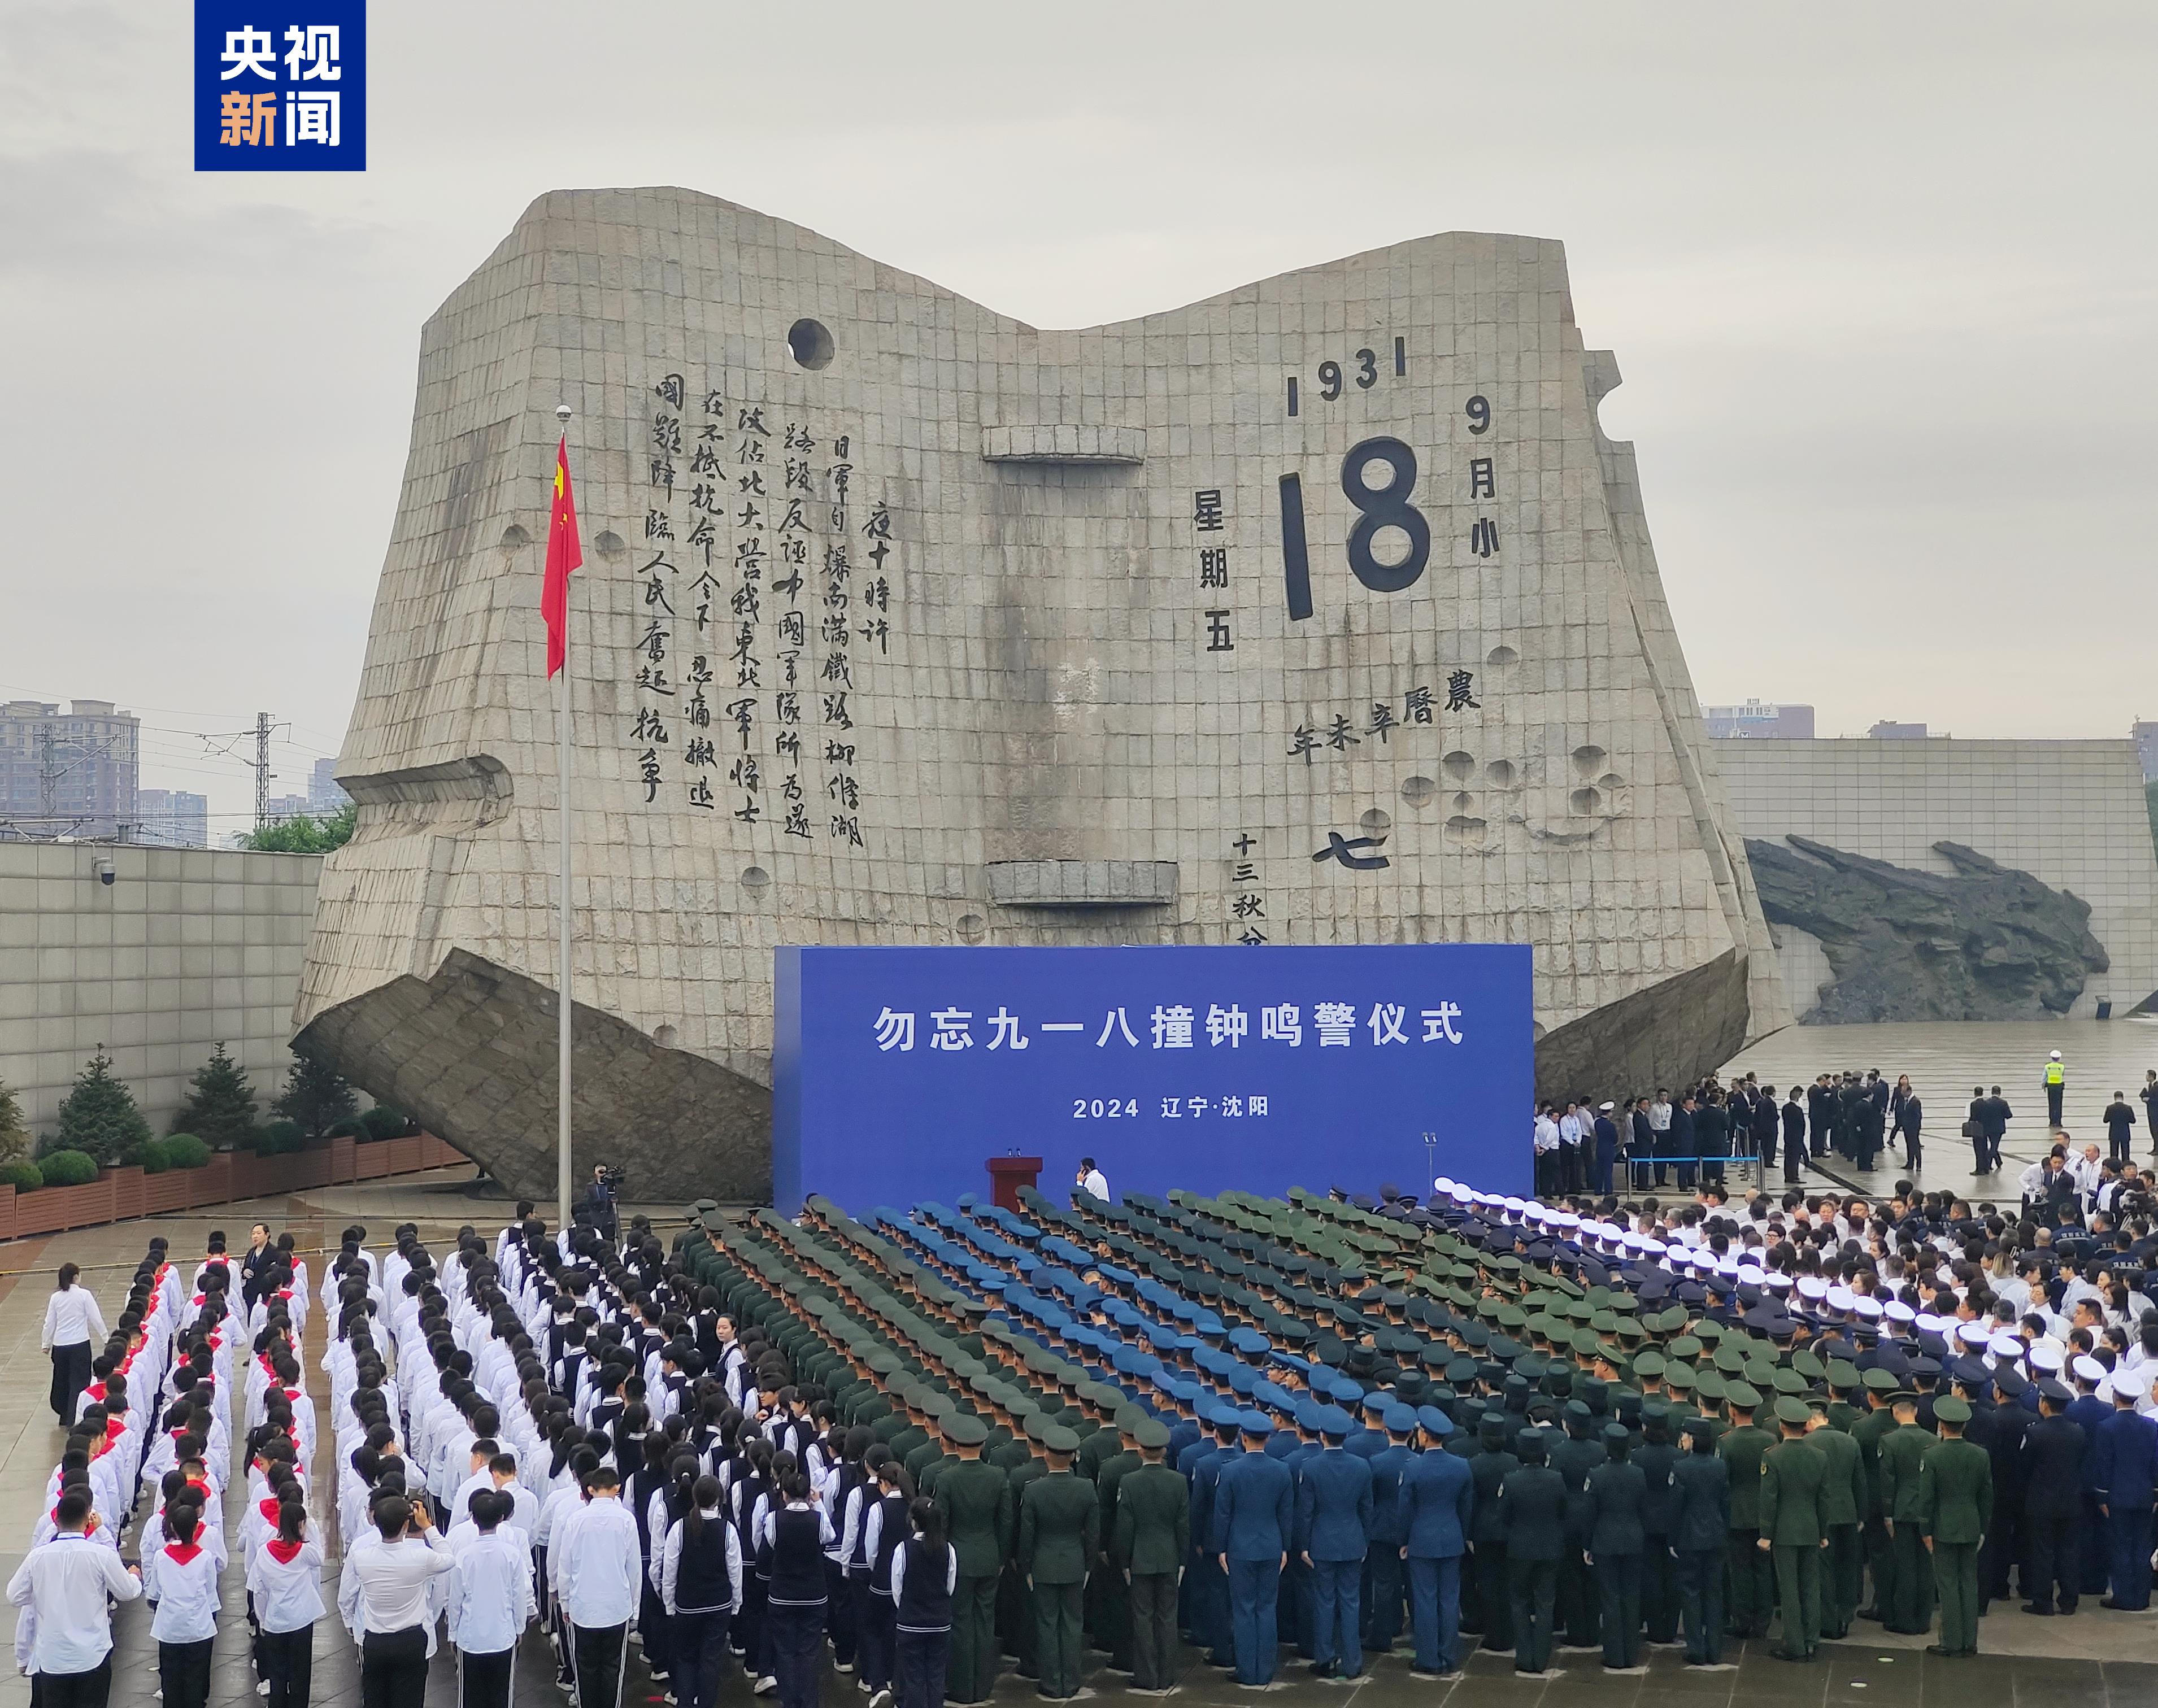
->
[2029, 1343, 2065, 1373]
[2073, 1354, 2107, 1386]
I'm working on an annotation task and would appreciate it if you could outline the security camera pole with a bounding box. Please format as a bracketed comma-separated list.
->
[543, 404, 583, 1229]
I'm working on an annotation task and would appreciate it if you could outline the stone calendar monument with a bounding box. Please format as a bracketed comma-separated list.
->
[295, 187, 1789, 1201]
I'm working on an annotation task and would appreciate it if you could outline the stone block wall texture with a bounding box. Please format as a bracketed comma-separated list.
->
[1717, 738, 2158, 1021]
[0, 842, 322, 1136]
[296, 188, 1790, 1202]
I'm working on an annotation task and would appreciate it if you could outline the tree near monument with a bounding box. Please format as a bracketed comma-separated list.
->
[171, 1042, 258, 1148]
[272, 1049, 358, 1139]
[53, 1051, 152, 1165]
[241, 801, 356, 853]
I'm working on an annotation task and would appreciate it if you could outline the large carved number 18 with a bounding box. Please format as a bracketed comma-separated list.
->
[1279, 435, 1432, 621]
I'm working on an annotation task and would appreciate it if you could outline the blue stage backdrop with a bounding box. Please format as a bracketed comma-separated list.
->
[772, 943, 1532, 1211]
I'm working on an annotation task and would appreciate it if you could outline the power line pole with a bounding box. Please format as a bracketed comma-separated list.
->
[37, 727, 56, 827]
[254, 711, 272, 831]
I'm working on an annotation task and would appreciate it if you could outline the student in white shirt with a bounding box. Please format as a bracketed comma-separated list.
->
[447, 1490, 536, 1708]
[552, 1467, 643, 1708]
[338, 1493, 456, 1708]
[247, 1502, 325, 1708]
[150, 1506, 220, 1708]
[42, 1266, 108, 1427]
[6, 1488, 142, 1708]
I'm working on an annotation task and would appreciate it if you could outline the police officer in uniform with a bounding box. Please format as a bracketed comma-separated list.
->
[1918, 1396, 1992, 1655]
[1496, 1430, 1567, 1675]
[1583, 1422, 1647, 1671]
[1670, 1417, 1730, 1667]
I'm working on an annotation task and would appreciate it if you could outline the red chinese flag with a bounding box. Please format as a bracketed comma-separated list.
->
[542, 435, 582, 678]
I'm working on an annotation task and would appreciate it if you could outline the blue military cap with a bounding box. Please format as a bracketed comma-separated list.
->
[1293, 1398, 1325, 1433]
[1319, 1406, 1354, 1439]
[1382, 1405, 1418, 1433]
[1328, 1376, 1364, 1406]
[1149, 1370, 1178, 1396]
[1360, 1393, 1390, 1417]
[1225, 1365, 1259, 1397]
[1239, 1411, 1273, 1437]
[1203, 1400, 1242, 1428]
[1228, 1327, 1271, 1356]
[1141, 1321, 1180, 1348]
[1172, 1379, 1203, 1404]
[1415, 1405, 1454, 1437]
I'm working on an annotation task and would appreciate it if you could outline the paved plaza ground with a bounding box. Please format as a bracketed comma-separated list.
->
[0, 1173, 2150, 1706]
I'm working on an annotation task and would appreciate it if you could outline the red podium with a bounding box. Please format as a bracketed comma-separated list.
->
[986, 1155, 1043, 1212]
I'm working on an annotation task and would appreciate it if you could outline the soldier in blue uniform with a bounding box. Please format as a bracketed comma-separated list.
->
[1361, 1405, 1417, 1656]
[1396, 1406, 1474, 1676]
[1296, 1406, 1373, 1680]
[2091, 1376, 2158, 1610]
[1211, 1414, 1293, 1687]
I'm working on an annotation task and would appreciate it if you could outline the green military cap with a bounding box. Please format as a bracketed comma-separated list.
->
[1712, 1344, 1745, 1374]
[1134, 1419, 1172, 1450]
[1633, 1350, 1667, 1378]
[944, 1414, 989, 1446]
[1825, 1359, 1860, 1390]
[1862, 1368, 1899, 1394]
[867, 1349, 903, 1375]
[1791, 1350, 1826, 1382]
[923, 1393, 957, 1420]
[1695, 1371, 1726, 1402]
[1589, 1310, 1619, 1334]
[1006, 1393, 1040, 1419]
[1615, 1319, 1647, 1344]
[1023, 1413, 1051, 1443]
[1725, 1382, 1763, 1411]
[1772, 1368, 1805, 1396]
[1494, 1303, 1528, 1330]
[1571, 1328, 1600, 1358]
[1693, 1321, 1725, 1347]
[1665, 1364, 1695, 1393]
[1114, 1405, 1151, 1436]
[1934, 1397, 1972, 1425]
[1564, 1300, 1596, 1324]
[1773, 1397, 1809, 1427]
[1668, 1336, 1703, 1362]
[1041, 1425, 1081, 1456]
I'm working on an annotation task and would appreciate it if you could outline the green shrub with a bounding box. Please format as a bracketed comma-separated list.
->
[0, 1160, 42, 1192]
[249, 1121, 306, 1157]
[125, 1139, 172, 1174]
[359, 1105, 408, 1141]
[162, 1134, 212, 1170]
[325, 1116, 365, 1139]
[38, 1150, 99, 1187]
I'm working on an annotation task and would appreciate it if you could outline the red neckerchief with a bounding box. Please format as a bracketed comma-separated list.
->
[165, 1542, 202, 1566]
[83, 1383, 105, 1405]
[258, 1496, 280, 1525]
[89, 1437, 111, 1461]
[266, 1537, 303, 1563]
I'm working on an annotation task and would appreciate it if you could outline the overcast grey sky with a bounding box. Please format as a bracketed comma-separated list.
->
[3, 1, 2153, 831]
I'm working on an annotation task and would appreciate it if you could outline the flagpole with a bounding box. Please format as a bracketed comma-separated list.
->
[554, 400, 575, 1232]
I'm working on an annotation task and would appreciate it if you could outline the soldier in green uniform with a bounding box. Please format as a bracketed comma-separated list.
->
[1093, 1411, 1146, 1673]
[1112, 1420, 1189, 1693]
[934, 1414, 1013, 1703]
[1803, 1399, 1865, 1639]
[1851, 1370, 1900, 1622]
[1877, 1394, 1935, 1635]
[1633, 1404, 1681, 1647]
[1758, 1397, 1828, 1661]
[1020, 1427, 1099, 1701]
[1002, 1415, 1051, 1680]
[1716, 1384, 1774, 1638]
[1917, 1397, 1992, 1657]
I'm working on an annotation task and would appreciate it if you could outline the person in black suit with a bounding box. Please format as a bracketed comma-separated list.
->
[1629, 1099, 1655, 1195]
[1892, 1083, 1922, 1171]
[2021, 1383, 2088, 1615]
[1807, 1077, 1833, 1158]
[1984, 1087, 2013, 1172]
[1780, 1090, 1806, 1184]
[1978, 1370, 2030, 1607]
[1668, 1097, 1698, 1193]
[1751, 1087, 1780, 1174]
[1968, 1086, 1992, 1175]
